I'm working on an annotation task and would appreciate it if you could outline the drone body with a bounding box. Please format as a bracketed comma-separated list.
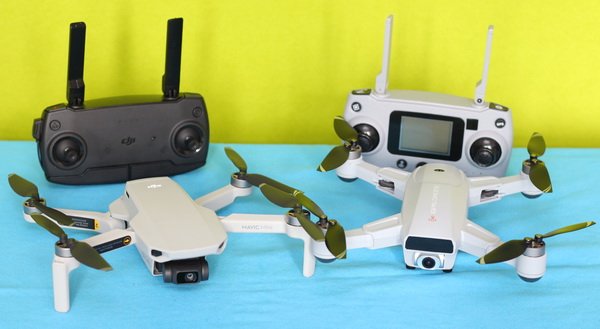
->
[114, 177, 227, 278]
[319, 118, 594, 278]
[336, 160, 540, 276]
[13, 171, 322, 312]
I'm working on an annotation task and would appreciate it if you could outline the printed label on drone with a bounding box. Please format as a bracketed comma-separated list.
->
[71, 217, 98, 230]
[241, 224, 274, 231]
[94, 236, 132, 254]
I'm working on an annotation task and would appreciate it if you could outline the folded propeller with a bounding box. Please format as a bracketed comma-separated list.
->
[477, 221, 596, 265]
[31, 214, 112, 271]
[225, 147, 296, 193]
[260, 184, 347, 259]
[8, 174, 74, 226]
[525, 132, 552, 193]
[317, 116, 360, 172]
[8, 174, 111, 271]
[225, 147, 347, 259]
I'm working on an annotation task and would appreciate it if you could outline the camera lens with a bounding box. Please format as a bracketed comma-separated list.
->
[185, 272, 197, 283]
[421, 257, 436, 269]
[176, 271, 199, 284]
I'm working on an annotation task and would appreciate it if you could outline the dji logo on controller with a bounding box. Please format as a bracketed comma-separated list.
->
[121, 136, 136, 146]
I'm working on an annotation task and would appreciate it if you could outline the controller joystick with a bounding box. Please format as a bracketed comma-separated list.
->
[469, 138, 502, 168]
[173, 125, 205, 156]
[52, 137, 84, 167]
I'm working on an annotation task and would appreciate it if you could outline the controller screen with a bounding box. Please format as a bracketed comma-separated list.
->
[399, 116, 453, 156]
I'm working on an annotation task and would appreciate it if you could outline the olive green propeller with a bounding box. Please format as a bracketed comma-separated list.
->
[259, 184, 347, 259]
[224, 147, 296, 193]
[317, 116, 360, 172]
[525, 132, 552, 193]
[8, 174, 74, 226]
[30, 214, 112, 271]
[476, 221, 596, 265]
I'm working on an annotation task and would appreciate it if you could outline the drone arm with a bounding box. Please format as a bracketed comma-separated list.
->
[345, 214, 404, 250]
[336, 157, 409, 200]
[220, 213, 316, 277]
[460, 220, 548, 280]
[468, 172, 540, 206]
[459, 219, 507, 261]
[220, 213, 288, 234]
[23, 205, 124, 233]
[81, 228, 137, 253]
[195, 184, 253, 211]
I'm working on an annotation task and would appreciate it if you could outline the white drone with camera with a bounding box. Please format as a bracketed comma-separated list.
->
[9, 132, 594, 313]
[316, 117, 594, 277]
[9, 149, 349, 313]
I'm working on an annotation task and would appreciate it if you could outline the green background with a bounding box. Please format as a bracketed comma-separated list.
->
[1, 0, 599, 146]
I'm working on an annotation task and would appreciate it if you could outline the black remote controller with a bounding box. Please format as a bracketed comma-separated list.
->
[33, 18, 209, 184]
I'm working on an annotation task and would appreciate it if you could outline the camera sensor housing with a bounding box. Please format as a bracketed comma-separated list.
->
[160, 257, 209, 284]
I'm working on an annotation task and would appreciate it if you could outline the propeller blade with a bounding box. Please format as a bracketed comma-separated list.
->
[295, 211, 326, 242]
[325, 220, 347, 259]
[476, 239, 528, 264]
[543, 221, 596, 238]
[260, 184, 298, 208]
[245, 173, 295, 194]
[224, 147, 247, 174]
[294, 193, 326, 219]
[333, 116, 358, 142]
[32, 201, 75, 226]
[317, 145, 349, 172]
[8, 174, 40, 200]
[527, 132, 546, 158]
[30, 214, 66, 238]
[529, 161, 552, 193]
[70, 240, 112, 271]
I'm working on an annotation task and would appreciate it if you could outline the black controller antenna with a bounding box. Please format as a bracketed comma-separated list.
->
[162, 18, 183, 100]
[66, 22, 86, 108]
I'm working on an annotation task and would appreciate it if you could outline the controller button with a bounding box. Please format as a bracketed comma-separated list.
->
[495, 118, 506, 128]
[49, 120, 61, 131]
[396, 159, 407, 169]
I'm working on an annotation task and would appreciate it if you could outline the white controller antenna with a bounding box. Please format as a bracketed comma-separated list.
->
[375, 15, 394, 96]
[474, 25, 494, 106]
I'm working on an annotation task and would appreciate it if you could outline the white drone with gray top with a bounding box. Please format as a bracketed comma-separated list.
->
[9, 150, 349, 313]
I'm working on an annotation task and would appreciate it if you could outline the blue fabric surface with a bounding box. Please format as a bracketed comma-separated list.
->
[1, 141, 599, 328]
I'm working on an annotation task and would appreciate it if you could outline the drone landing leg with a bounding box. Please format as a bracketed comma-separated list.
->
[52, 255, 80, 313]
